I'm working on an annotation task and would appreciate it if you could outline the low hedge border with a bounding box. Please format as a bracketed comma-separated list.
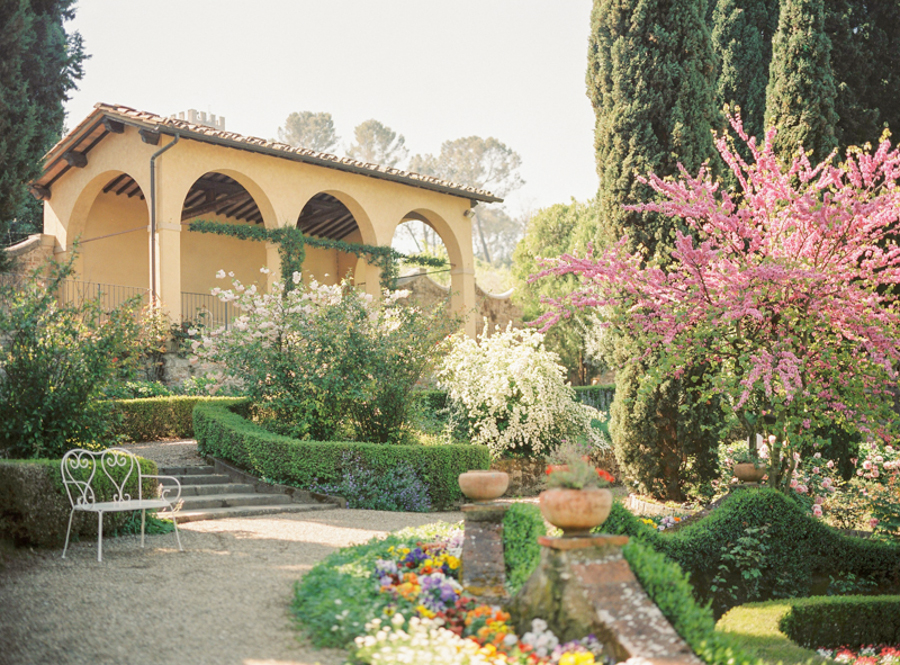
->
[496, 499, 758, 664]
[111, 396, 242, 442]
[779, 595, 900, 649]
[600, 487, 900, 611]
[192, 399, 491, 510]
[0, 456, 158, 547]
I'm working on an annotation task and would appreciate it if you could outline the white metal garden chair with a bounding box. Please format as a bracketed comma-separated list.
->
[60, 447, 183, 561]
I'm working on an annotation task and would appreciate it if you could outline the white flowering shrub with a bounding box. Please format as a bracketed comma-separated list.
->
[438, 323, 603, 458]
[191, 270, 454, 442]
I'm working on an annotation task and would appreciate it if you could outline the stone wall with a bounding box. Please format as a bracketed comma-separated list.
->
[3, 234, 55, 277]
[395, 270, 523, 337]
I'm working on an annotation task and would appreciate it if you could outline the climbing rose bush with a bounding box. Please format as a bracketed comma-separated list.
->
[191, 271, 453, 443]
[538, 114, 900, 490]
[438, 324, 603, 458]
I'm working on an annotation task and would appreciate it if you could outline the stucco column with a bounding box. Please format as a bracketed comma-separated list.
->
[451, 266, 477, 338]
[155, 222, 181, 322]
[265, 241, 282, 293]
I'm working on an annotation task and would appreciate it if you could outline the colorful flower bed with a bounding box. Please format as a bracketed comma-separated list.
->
[361, 532, 612, 664]
[817, 645, 900, 664]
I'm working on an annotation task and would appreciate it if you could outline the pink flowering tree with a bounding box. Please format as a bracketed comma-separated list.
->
[537, 115, 900, 491]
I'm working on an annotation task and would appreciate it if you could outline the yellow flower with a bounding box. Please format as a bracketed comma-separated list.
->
[559, 652, 595, 665]
[416, 604, 436, 619]
[447, 556, 461, 570]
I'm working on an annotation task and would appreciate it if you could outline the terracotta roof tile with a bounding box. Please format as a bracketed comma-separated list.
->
[42, 103, 500, 203]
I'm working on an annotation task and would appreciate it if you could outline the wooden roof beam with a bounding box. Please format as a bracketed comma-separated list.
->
[63, 151, 87, 168]
[181, 191, 252, 220]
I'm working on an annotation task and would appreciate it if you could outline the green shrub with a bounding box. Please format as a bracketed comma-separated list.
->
[573, 384, 615, 411]
[102, 380, 174, 400]
[502, 502, 546, 594]
[623, 539, 760, 665]
[0, 257, 143, 458]
[0, 456, 158, 547]
[112, 396, 241, 442]
[193, 399, 490, 510]
[779, 595, 900, 649]
[599, 488, 900, 614]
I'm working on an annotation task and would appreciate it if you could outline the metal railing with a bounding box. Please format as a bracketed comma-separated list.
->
[181, 291, 238, 329]
[58, 279, 150, 312]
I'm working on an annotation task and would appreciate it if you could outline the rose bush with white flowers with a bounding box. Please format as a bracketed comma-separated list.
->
[438, 323, 605, 458]
[191, 270, 455, 443]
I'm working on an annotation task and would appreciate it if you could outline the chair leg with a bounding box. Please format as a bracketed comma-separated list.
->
[171, 513, 183, 552]
[141, 509, 146, 548]
[62, 510, 75, 559]
[97, 512, 103, 562]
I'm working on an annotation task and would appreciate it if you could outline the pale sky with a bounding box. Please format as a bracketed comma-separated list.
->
[63, 0, 598, 217]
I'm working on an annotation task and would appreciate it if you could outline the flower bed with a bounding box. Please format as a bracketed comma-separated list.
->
[292, 521, 612, 664]
[818, 646, 900, 664]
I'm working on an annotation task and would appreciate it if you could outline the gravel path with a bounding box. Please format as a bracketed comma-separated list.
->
[0, 441, 464, 665]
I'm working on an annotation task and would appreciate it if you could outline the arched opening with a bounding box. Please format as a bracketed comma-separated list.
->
[180, 171, 267, 323]
[391, 213, 453, 287]
[296, 192, 367, 286]
[78, 171, 150, 294]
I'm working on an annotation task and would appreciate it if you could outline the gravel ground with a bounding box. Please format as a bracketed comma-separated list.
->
[0, 441, 465, 665]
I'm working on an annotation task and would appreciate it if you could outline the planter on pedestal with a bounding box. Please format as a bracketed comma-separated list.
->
[458, 470, 509, 503]
[732, 463, 766, 483]
[539, 488, 613, 537]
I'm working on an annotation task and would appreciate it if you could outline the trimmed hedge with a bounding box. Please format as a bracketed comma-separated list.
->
[193, 399, 491, 510]
[623, 539, 760, 665]
[600, 487, 900, 612]
[779, 595, 900, 649]
[573, 384, 615, 411]
[0, 456, 158, 547]
[111, 396, 242, 442]
[499, 498, 758, 664]
[502, 503, 547, 595]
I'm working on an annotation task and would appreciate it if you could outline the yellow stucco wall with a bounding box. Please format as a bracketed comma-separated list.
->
[80, 189, 149, 288]
[180, 214, 267, 295]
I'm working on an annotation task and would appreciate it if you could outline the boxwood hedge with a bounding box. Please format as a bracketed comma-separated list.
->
[192, 399, 490, 510]
[111, 395, 241, 441]
[779, 595, 900, 649]
[600, 487, 900, 612]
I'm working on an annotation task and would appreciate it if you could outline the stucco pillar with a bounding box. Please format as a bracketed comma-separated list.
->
[265, 241, 282, 293]
[155, 223, 181, 322]
[451, 266, 477, 338]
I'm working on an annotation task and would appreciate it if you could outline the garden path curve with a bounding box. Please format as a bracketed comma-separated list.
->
[0, 440, 464, 665]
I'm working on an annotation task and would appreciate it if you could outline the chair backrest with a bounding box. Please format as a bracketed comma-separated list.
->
[60, 448, 144, 508]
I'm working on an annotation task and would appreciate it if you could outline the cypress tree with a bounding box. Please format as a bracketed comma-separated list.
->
[824, 0, 900, 151]
[711, 0, 779, 143]
[764, 0, 839, 161]
[0, 0, 85, 267]
[583, 0, 721, 263]
[585, 0, 724, 501]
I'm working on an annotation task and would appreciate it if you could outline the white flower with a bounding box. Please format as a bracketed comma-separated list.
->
[216, 269, 226, 279]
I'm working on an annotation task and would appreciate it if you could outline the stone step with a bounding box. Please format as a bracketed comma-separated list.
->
[160, 473, 232, 486]
[178, 493, 294, 511]
[159, 466, 216, 476]
[173, 483, 255, 497]
[165, 502, 338, 523]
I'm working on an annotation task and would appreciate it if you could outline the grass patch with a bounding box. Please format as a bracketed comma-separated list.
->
[715, 600, 832, 665]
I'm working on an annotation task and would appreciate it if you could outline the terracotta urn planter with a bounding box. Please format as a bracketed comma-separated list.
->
[733, 463, 766, 483]
[539, 488, 613, 537]
[458, 470, 509, 502]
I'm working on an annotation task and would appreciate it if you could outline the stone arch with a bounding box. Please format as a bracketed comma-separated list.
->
[68, 169, 150, 289]
[296, 189, 377, 286]
[179, 170, 270, 302]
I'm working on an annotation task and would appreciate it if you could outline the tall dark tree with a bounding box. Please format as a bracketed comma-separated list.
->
[764, 0, 839, 161]
[585, 0, 724, 501]
[583, 0, 720, 263]
[825, 0, 900, 151]
[711, 0, 779, 144]
[0, 0, 85, 266]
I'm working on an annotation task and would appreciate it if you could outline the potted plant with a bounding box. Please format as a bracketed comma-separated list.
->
[540, 443, 615, 536]
[730, 447, 768, 483]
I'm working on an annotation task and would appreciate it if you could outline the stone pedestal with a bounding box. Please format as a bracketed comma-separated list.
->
[509, 535, 702, 665]
[460, 503, 509, 604]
